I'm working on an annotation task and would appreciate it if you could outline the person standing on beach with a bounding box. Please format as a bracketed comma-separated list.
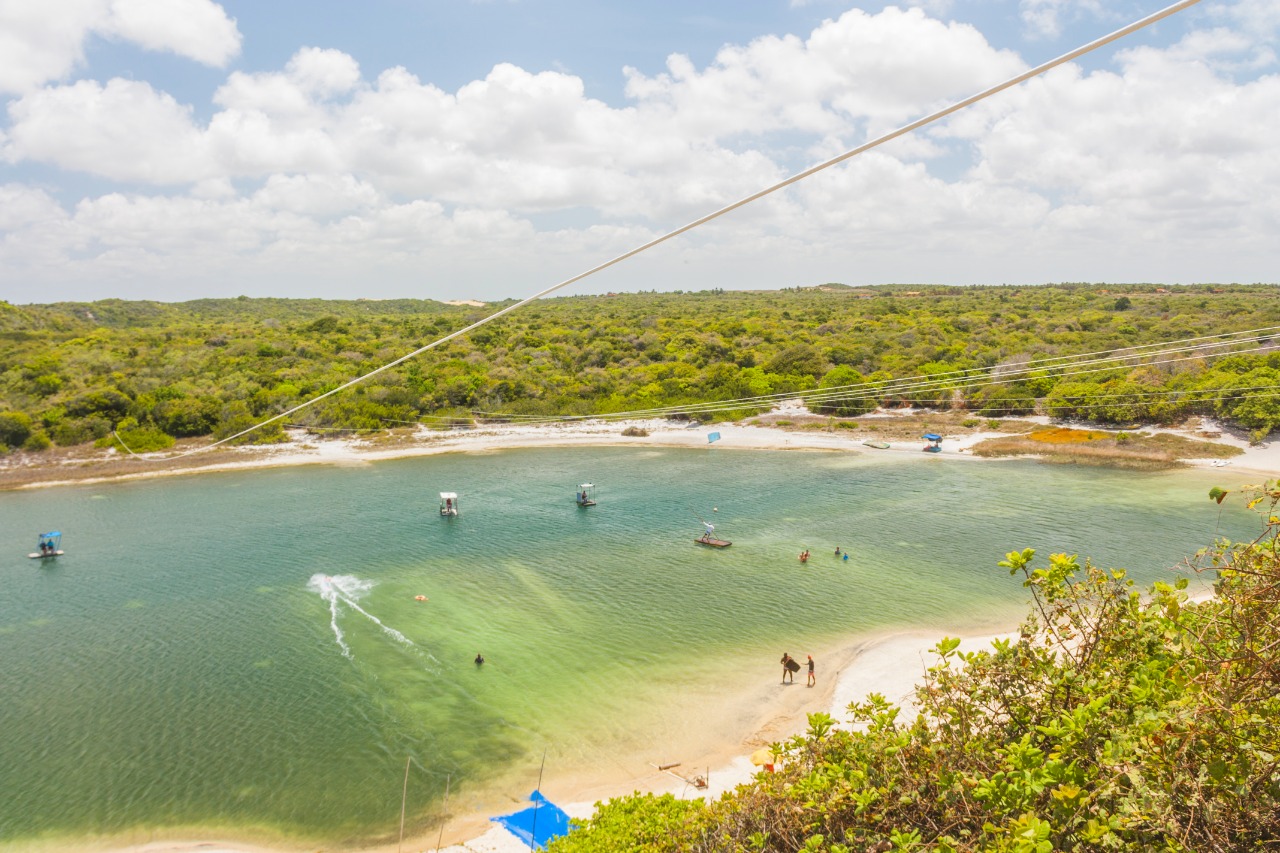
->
[806, 654, 815, 687]
[780, 652, 794, 684]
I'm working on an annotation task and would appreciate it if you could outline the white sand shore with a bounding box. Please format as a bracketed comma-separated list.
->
[14, 408, 1277, 493]
[48, 409, 1275, 853]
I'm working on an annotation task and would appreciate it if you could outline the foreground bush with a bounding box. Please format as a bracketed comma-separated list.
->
[552, 485, 1280, 852]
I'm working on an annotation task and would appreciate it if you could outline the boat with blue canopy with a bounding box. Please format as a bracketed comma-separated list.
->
[29, 531, 64, 559]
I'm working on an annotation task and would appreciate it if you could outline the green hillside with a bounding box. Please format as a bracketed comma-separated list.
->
[2, 283, 1279, 454]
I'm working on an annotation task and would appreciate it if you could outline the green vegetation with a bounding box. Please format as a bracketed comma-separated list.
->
[2, 283, 1279, 455]
[549, 485, 1280, 852]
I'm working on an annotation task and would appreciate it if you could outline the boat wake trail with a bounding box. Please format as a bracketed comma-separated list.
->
[308, 574, 365, 658]
[304, 571, 409, 650]
[307, 574, 436, 664]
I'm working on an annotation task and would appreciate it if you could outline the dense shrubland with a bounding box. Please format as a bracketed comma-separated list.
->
[549, 484, 1280, 852]
[2, 283, 1279, 454]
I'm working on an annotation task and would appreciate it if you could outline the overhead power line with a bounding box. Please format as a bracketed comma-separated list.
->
[455, 329, 1274, 425]
[123, 0, 1205, 461]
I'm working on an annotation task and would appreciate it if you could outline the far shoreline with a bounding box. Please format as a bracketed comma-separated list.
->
[2, 407, 1276, 493]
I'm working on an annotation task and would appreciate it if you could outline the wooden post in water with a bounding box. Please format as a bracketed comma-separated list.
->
[435, 774, 451, 852]
[529, 748, 547, 852]
[398, 756, 411, 853]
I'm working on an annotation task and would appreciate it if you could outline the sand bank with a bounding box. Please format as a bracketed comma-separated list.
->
[5, 408, 1276, 492]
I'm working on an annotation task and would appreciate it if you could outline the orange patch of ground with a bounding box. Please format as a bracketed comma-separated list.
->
[1028, 427, 1111, 444]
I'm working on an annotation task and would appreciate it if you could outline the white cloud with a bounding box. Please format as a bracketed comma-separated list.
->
[0, 0, 240, 95]
[0, 184, 66, 231]
[0, 2, 1277, 300]
[0, 0, 106, 95]
[626, 8, 1025, 139]
[252, 173, 382, 217]
[1019, 0, 1111, 40]
[103, 0, 240, 67]
[937, 37, 1280, 262]
[1211, 0, 1280, 36]
[285, 47, 361, 98]
[3, 78, 211, 182]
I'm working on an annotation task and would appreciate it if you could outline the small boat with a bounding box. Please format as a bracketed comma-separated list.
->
[862, 440, 890, 449]
[695, 520, 730, 547]
[28, 530, 64, 559]
[575, 483, 597, 507]
[439, 492, 459, 517]
[922, 433, 943, 453]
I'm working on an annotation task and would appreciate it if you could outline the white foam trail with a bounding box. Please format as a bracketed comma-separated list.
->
[328, 594, 351, 659]
[308, 573, 369, 658]
[307, 573, 434, 663]
[335, 592, 415, 648]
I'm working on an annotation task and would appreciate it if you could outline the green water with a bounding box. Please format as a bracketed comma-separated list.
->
[0, 448, 1260, 849]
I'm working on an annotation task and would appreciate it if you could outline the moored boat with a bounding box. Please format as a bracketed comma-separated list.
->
[28, 530, 64, 559]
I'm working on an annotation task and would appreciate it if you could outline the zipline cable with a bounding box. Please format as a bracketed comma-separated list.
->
[122, 0, 1204, 460]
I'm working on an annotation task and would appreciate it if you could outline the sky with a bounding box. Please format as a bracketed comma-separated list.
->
[0, 0, 1277, 304]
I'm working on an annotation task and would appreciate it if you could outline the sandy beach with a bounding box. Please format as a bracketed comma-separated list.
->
[106, 627, 992, 853]
[6, 404, 1278, 492]
[13, 406, 1274, 853]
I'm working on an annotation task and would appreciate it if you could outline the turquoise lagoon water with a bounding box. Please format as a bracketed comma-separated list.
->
[0, 447, 1261, 849]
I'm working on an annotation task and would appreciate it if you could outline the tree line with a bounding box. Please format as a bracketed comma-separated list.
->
[2, 283, 1278, 455]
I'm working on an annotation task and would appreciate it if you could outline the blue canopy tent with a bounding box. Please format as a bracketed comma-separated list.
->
[922, 433, 942, 453]
[491, 790, 572, 850]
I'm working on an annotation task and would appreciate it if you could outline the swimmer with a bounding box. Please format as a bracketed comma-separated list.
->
[474, 653, 485, 665]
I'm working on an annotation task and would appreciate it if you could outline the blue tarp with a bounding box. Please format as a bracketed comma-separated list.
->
[491, 790, 572, 850]
[922, 433, 942, 441]
[707, 432, 721, 444]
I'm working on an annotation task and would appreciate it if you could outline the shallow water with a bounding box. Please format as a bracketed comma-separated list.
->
[0, 448, 1260, 849]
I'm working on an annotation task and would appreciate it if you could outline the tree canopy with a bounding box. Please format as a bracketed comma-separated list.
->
[2, 284, 1278, 454]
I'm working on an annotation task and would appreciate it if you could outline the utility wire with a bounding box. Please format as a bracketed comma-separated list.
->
[117, 0, 1205, 461]
[394, 356, 1274, 427]
[454, 332, 1273, 425]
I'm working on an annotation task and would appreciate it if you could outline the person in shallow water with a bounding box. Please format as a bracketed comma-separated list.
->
[780, 652, 795, 683]
[475, 653, 485, 665]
